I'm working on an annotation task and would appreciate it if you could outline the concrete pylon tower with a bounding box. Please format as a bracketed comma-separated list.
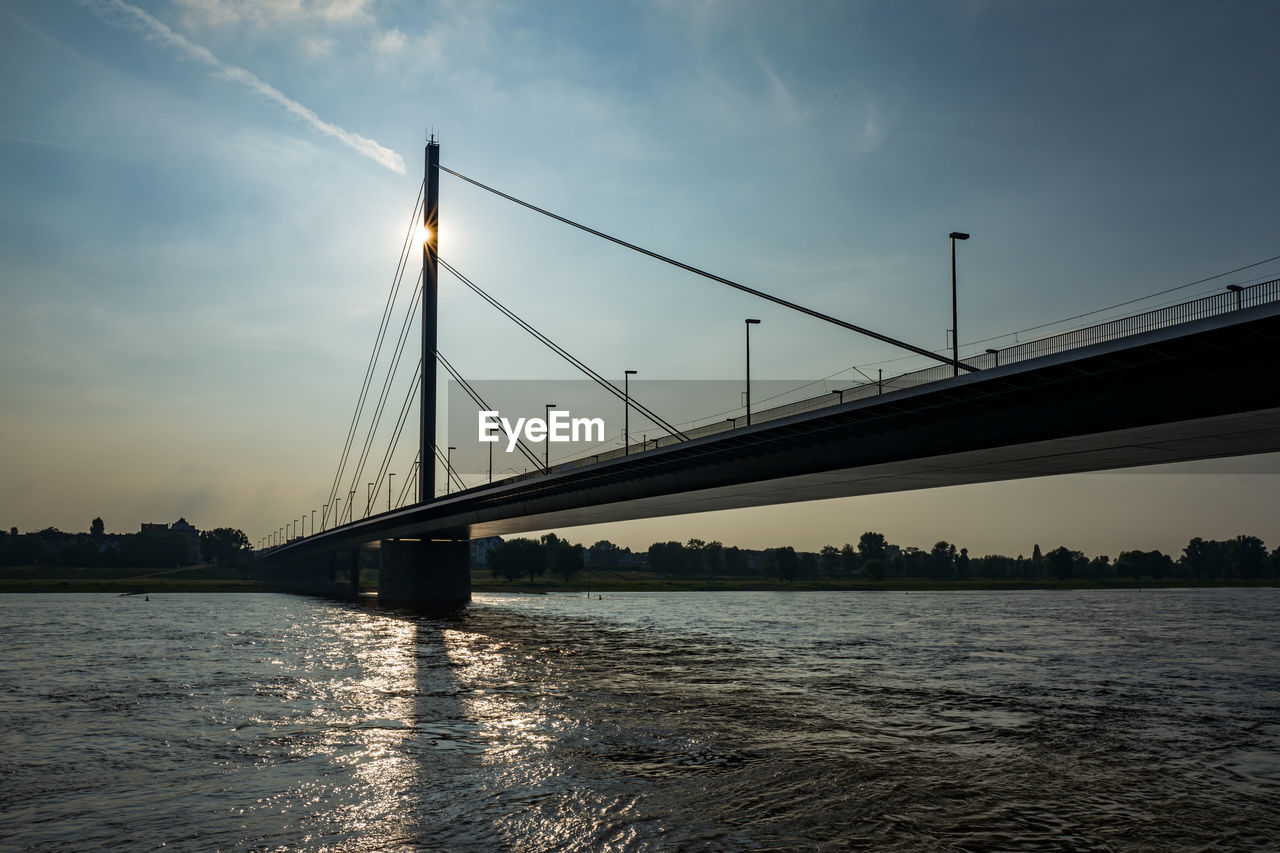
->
[421, 138, 440, 503]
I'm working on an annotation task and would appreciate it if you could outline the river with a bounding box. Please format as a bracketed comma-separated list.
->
[1, 588, 1278, 850]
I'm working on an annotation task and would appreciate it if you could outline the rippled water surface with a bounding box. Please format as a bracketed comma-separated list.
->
[2, 589, 1279, 850]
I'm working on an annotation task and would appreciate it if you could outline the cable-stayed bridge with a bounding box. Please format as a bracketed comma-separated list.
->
[257, 140, 1280, 607]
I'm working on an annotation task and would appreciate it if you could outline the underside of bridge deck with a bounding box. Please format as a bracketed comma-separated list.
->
[261, 303, 1280, 599]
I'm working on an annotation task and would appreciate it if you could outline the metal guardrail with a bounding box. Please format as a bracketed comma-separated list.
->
[265, 277, 1278, 549]
[544, 277, 1280, 472]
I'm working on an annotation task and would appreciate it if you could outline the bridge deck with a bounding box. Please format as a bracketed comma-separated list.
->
[264, 298, 1280, 558]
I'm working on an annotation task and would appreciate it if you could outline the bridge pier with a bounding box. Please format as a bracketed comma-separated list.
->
[378, 539, 470, 610]
[264, 551, 358, 599]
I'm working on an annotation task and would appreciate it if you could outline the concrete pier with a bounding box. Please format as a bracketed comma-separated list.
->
[263, 548, 358, 599]
[378, 539, 470, 609]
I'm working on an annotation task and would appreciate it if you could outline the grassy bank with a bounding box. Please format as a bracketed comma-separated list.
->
[472, 570, 1278, 594]
[0, 577, 265, 593]
[0, 564, 263, 593]
[4, 566, 1272, 595]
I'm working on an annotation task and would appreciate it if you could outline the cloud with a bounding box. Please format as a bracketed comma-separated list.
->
[80, 0, 405, 174]
[374, 28, 407, 55]
[742, 31, 809, 127]
[173, 0, 374, 29]
[299, 34, 337, 60]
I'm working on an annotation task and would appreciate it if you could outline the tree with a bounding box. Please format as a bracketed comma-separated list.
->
[819, 545, 842, 577]
[543, 533, 584, 583]
[698, 540, 724, 580]
[1044, 546, 1085, 581]
[840, 543, 858, 576]
[723, 545, 748, 576]
[898, 546, 927, 578]
[771, 546, 799, 581]
[1227, 535, 1268, 580]
[929, 541, 956, 580]
[90, 517, 105, 538]
[199, 528, 251, 566]
[588, 540, 622, 570]
[488, 538, 544, 582]
[1181, 537, 1227, 580]
[858, 532, 887, 563]
[648, 541, 691, 576]
[1086, 554, 1111, 579]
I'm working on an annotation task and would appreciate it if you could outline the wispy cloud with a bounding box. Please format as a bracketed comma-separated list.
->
[173, 0, 374, 29]
[80, 0, 405, 174]
[742, 30, 809, 127]
[374, 28, 407, 56]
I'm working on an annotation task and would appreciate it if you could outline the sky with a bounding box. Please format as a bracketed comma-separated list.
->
[2, 0, 1278, 558]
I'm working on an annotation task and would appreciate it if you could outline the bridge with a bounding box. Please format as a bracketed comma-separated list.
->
[258, 140, 1280, 607]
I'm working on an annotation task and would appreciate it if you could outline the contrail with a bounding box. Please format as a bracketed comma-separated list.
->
[81, 0, 406, 174]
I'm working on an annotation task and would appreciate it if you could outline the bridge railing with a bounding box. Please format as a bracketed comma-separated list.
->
[560, 278, 1280, 467]
[487, 278, 1280, 484]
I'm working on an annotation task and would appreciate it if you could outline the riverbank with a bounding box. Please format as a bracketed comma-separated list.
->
[0, 564, 262, 593]
[471, 571, 1278, 593]
[0, 577, 264, 593]
[3, 567, 1274, 594]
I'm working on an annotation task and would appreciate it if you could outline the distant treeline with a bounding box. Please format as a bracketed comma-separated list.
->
[0, 519, 251, 570]
[485, 531, 1280, 583]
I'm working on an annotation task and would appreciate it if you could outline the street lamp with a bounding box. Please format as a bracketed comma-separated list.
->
[311, 509, 315, 536]
[367, 482, 374, 518]
[544, 403, 556, 473]
[949, 231, 970, 377]
[986, 347, 1000, 367]
[388, 473, 395, 511]
[446, 447, 456, 495]
[745, 319, 761, 425]
[832, 388, 851, 405]
[624, 370, 638, 455]
[1227, 283, 1243, 310]
[334, 498, 340, 528]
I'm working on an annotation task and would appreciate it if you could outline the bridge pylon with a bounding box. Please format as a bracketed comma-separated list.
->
[421, 138, 440, 503]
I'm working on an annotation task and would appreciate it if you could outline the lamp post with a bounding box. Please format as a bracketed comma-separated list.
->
[986, 347, 1000, 367]
[367, 482, 374, 518]
[311, 509, 315, 536]
[832, 388, 850, 405]
[544, 403, 556, 473]
[949, 231, 970, 377]
[745, 319, 761, 425]
[388, 473, 394, 511]
[446, 447, 456, 494]
[624, 370, 637, 454]
[334, 498, 340, 528]
[348, 489, 355, 523]
[1227, 283, 1243, 310]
